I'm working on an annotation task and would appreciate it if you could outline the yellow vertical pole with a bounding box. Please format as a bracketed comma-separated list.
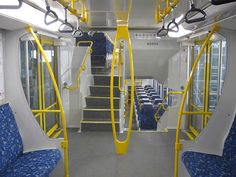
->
[204, 41, 211, 126]
[37, 45, 43, 128]
[174, 26, 218, 177]
[27, 27, 69, 177]
[188, 46, 194, 129]
[202, 46, 207, 129]
[41, 43, 46, 132]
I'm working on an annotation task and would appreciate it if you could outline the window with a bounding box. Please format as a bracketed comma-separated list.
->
[19, 37, 60, 136]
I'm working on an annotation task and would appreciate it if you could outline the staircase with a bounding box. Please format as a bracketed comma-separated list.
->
[81, 74, 121, 131]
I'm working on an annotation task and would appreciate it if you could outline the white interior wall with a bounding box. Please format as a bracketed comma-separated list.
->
[158, 45, 188, 130]
[0, 29, 5, 104]
[60, 46, 92, 128]
[125, 35, 180, 83]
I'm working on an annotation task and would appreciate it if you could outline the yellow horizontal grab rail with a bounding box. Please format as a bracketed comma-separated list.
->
[26, 27, 69, 177]
[174, 25, 218, 177]
[110, 25, 134, 155]
[64, 41, 93, 91]
[182, 111, 212, 115]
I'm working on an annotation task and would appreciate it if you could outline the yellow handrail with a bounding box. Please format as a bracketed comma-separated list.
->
[155, 0, 180, 23]
[174, 25, 218, 177]
[110, 0, 133, 155]
[154, 91, 183, 121]
[64, 41, 93, 91]
[110, 25, 134, 155]
[26, 27, 69, 177]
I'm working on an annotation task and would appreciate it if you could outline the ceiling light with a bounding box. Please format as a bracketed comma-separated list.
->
[168, 25, 192, 38]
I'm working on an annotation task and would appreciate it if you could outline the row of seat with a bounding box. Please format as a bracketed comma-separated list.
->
[0, 103, 61, 177]
[135, 85, 167, 130]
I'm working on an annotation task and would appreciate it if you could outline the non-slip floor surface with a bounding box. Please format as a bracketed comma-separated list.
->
[68, 129, 176, 177]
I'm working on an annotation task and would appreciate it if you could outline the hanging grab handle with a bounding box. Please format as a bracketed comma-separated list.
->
[44, 0, 58, 25]
[0, 0, 22, 9]
[184, 2, 207, 24]
[167, 7, 179, 32]
[157, 18, 168, 37]
[167, 19, 179, 32]
[58, 8, 74, 33]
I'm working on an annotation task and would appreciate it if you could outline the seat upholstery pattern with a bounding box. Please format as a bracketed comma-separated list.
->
[182, 115, 236, 177]
[2, 149, 61, 177]
[0, 103, 61, 177]
[0, 103, 23, 174]
[182, 151, 232, 177]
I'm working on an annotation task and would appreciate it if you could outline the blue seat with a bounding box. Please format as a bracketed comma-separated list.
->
[153, 98, 163, 105]
[139, 103, 157, 130]
[182, 114, 236, 177]
[0, 103, 61, 177]
[139, 98, 150, 104]
[151, 95, 160, 100]
[144, 85, 152, 89]
[138, 94, 148, 99]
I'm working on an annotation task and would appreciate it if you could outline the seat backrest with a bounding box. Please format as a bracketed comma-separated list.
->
[0, 103, 23, 173]
[223, 115, 236, 165]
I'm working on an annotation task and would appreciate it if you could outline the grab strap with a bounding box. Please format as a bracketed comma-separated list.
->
[185, 1, 207, 24]
[44, 0, 58, 25]
[58, 8, 74, 33]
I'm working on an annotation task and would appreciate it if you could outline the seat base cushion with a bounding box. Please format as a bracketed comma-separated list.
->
[182, 151, 232, 177]
[2, 149, 61, 177]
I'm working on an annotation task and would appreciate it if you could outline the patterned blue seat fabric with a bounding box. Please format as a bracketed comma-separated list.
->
[0, 103, 61, 177]
[182, 115, 236, 177]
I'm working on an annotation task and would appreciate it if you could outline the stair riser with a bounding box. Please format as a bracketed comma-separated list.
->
[90, 87, 120, 97]
[86, 98, 120, 109]
[93, 76, 119, 86]
[83, 110, 119, 120]
[81, 122, 119, 131]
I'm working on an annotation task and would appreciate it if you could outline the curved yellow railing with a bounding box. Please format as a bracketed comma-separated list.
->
[64, 41, 93, 91]
[27, 27, 69, 177]
[174, 25, 218, 177]
[110, 25, 134, 155]
[154, 91, 183, 121]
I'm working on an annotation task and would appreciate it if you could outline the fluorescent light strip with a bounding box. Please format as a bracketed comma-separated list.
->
[0, 3, 62, 32]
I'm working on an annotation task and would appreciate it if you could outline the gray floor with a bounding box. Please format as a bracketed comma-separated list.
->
[68, 129, 176, 177]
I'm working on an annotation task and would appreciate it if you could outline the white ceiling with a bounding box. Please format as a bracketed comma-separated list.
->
[0, 0, 236, 33]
